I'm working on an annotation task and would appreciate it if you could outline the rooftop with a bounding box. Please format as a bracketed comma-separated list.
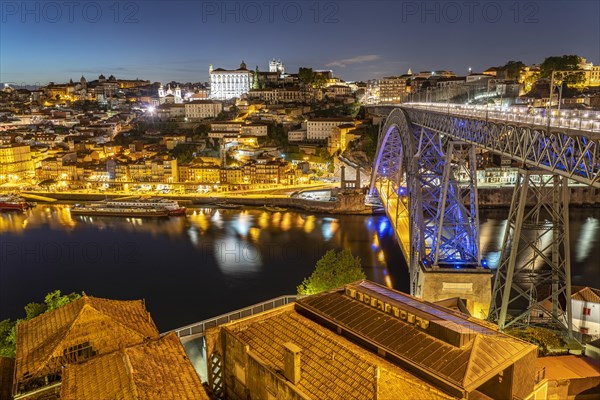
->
[296, 281, 536, 394]
[572, 287, 600, 303]
[226, 305, 454, 400]
[536, 355, 600, 381]
[16, 296, 159, 382]
[61, 333, 209, 399]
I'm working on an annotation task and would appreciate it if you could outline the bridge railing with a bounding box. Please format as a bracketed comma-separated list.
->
[400, 103, 600, 133]
[167, 295, 298, 341]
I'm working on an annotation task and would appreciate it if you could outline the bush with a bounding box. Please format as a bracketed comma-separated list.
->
[297, 249, 365, 295]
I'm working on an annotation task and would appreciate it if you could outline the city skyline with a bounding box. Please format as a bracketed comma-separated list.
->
[1, 1, 598, 84]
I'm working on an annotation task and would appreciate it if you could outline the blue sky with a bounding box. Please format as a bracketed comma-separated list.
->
[1, 0, 598, 85]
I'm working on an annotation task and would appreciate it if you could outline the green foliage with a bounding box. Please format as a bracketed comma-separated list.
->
[297, 249, 365, 295]
[0, 290, 81, 358]
[44, 291, 81, 312]
[0, 319, 16, 357]
[24, 302, 47, 320]
[267, 123, 287, 147]
[298, 67, 315, 85]
[313, 74, 327, 89]
[499, 61, 526, 80]
[539, 55, 586, 85]
[194, 124, 210, 136]
[171, 144, 196, 164]
[506, 327, 566, 355]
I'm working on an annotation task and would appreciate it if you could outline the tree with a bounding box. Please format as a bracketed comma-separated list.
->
[313, 74, 327, 89]
[539, 55, 586, 85]
[499, 61, 526, 81]
[171, 144, 196, 164]
[297, 249, 365, 295]
[0, 319, 14, 357]
[506, 327, 565, 356]
[253, 66, 260, 90]
[298, 67, 315, 85]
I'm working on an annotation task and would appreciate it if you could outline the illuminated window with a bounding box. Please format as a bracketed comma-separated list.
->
[583, 308, 591, 316]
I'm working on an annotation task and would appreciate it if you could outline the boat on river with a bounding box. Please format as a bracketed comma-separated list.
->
[70, 203, 170, 218]
[214, 202, 243, 209]
[263, 205, 287, 212]
[0, 195, 34, 211]
[104, 198, 186, 215]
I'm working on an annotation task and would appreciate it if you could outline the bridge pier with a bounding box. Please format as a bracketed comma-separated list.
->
[489, 169, 573, 337]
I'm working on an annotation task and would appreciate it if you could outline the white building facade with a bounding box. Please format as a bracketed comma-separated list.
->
[572, 287, 600, 338]
[184, 100, 223, 120]
[306, 118, 354, 141]
[209, 62, 253, 100]
[158, 84, 183, 104]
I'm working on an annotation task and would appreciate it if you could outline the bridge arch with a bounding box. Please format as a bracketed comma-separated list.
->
[369, 108, 426, 294]
[370, 108, 416, 195]
[370, 107, 484, 298]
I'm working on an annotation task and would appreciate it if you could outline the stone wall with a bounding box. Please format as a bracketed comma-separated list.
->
[0, 357, 14, 400]
[417, 270, 493, 320]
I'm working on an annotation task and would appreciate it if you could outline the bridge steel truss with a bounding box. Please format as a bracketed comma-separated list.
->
[489, 170, 572, 337]
[370, 109, 482, 296]
[403, 108, 600, 188]
[371, 106, 599, 335]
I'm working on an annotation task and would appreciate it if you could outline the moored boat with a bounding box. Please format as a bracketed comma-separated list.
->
[103, 198, 186, 215]
[214, 202, 242, 209]
[263, 205, 287, 212]
[0, 195, 30, 211]
[69, 204, 170, 218]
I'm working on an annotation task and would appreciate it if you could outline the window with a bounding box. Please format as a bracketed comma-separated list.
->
[63, 342, 96, 363]
[580, 327, 589, 334]
[583, 307, 591, 316]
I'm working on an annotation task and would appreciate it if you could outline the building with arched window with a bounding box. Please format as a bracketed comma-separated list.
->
[209, 61, 253, 100]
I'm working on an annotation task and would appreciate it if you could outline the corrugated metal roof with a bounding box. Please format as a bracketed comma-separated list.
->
[227, 306, 454, 400]
[296, 281, 536, 393]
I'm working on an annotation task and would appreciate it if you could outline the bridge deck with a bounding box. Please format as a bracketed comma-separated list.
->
[377, 179, 411, 262]
[380, 103, 600, 135]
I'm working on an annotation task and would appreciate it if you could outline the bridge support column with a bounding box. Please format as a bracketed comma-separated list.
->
[490, 169, 572, 338]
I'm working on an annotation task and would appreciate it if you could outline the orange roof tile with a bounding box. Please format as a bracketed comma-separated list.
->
[16, 296, 159, 382]
[572, 287, 600, 303]
[61, 333, 209, 400]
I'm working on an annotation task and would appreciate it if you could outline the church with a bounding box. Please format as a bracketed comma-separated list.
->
[158, 84, 183, 104]
[209, 61, 254, 100]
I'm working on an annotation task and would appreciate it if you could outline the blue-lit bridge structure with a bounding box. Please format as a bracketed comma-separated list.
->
[368, 103, 600, 335]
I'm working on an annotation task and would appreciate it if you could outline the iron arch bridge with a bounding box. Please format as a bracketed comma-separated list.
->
[369, 103, 600, 335]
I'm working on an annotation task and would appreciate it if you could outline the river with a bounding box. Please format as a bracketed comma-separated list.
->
[0, 205, 598, 331]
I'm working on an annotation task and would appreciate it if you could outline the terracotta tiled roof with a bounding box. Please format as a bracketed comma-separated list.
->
[16, 296, 159, 382]
[228, 307, 454, 400]
[536, 355, 600, 381]
[61, 333, 209, 400]
[572, 287, 600, 303]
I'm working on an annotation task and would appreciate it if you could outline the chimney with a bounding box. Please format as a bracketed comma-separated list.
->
[283, 342, 301, 384]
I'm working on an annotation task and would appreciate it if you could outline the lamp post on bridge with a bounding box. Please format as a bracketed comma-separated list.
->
[547, 70, 584, 129]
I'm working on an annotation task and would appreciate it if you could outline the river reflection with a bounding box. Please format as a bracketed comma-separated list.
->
[1, 205, 598, 330]
[0, 205, 405, 331]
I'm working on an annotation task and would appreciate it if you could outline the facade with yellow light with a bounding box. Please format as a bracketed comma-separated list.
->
[0, 144, 34, 182]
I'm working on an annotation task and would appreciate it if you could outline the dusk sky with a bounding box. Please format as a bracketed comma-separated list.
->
[1, 0, 599, 85]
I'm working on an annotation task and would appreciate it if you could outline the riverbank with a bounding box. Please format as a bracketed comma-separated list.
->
[19, 185, 600, 214]
[21, 190, 377, 215]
